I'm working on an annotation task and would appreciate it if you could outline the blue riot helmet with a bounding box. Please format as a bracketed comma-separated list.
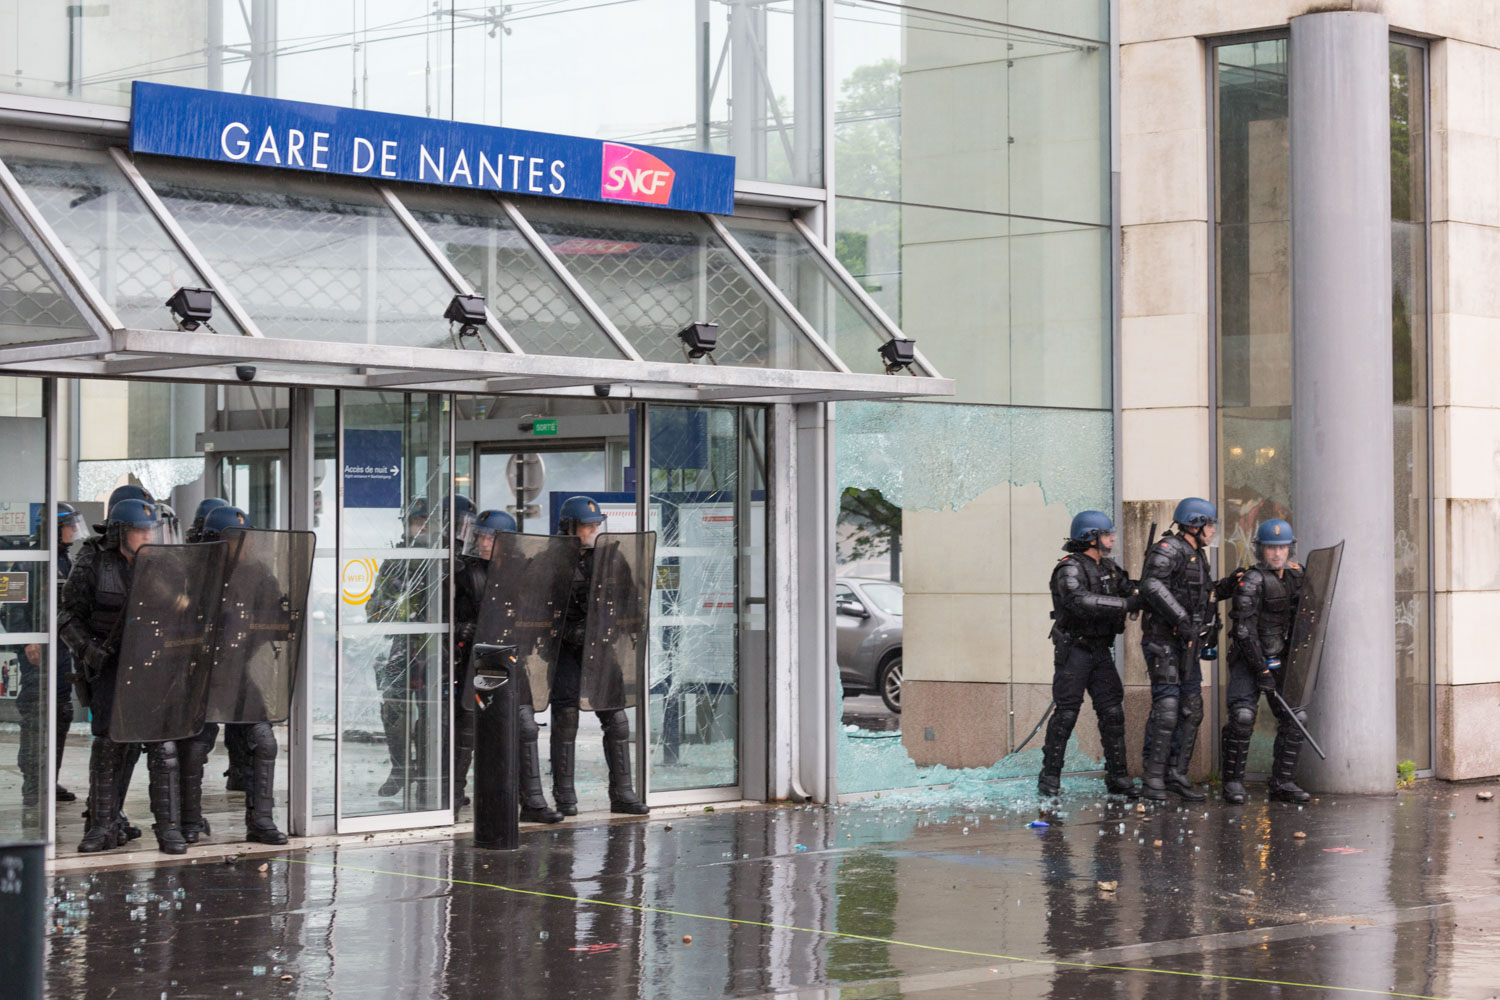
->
[1253, 518, 1296, 562]
[1066, 510, 1115, 552]
[106, 497, 166, 555]
[1172, 497, 1218, 529]
[557, 495, 606, 537]
[403, 496, 430, 544]
[107, 484, 154, 511]
[189, 497, 230, 543]
[54, 501, 90, 543]
[465, 508, 517, 558]
[200, 505, 249, 541]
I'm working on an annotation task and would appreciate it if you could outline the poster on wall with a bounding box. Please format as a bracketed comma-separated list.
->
[342, 430, 402, 509]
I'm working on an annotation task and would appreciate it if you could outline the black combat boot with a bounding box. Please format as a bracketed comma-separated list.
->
[601, 710, 648, 816]
[147, 742, 187, 856]
[245, 752, 288, 845]
[551, 706, 580, 816]
[1141, 697, 1177, 802]
[1268, 727, 1311, 803]
[179, 736, 212, 844]
[114, 742, 143, 845]
[1220, 707, 1254, 804]
[1098, 705, 1139, 797]
[1037, 708, 1077, 797]
[519, 735, 564, 824]
[78, 738, 125, 853]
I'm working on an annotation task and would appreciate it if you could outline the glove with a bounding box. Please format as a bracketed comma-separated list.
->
[1256, 658, 1280, 692]
[1125, 592, 1146, 613]
[82, 640, 117, 681]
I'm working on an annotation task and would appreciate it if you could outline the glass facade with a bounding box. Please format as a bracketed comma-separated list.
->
[0, 0, 823, 186]
[832, 3, 1110, 406]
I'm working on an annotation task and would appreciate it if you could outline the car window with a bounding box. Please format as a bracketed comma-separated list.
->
[835, 584, 856, 603]
[860, 583, 903, 616]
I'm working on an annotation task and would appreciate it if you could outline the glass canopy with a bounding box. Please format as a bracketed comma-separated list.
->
[0, 136, 948, 402]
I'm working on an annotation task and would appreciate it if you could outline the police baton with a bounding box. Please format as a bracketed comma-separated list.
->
[1270, 689, 1327, 760]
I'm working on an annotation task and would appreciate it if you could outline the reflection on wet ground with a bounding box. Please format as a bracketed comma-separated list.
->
[46, 779, 1500, 999]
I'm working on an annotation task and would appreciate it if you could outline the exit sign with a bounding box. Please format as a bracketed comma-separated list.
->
[532, 419, 558, 436]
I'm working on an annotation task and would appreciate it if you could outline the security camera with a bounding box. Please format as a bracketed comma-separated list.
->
[235, 365, 257, 382]
[593, 383, 612, 398]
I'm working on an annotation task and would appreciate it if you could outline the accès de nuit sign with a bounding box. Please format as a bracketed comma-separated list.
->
[129, 82, 735, 215]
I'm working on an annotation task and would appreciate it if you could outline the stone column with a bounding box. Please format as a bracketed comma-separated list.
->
[1289, 11, 1396, 794]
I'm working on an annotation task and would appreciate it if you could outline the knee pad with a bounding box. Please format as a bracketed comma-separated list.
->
[1230, 705, 1257, 732]
[1051, 707, 1080, 730]
[149, 740, 180, 773]
[516, 706, 539, 742]
[598, 709, 630, 741]
[1097, 703, 1125, 726]
[1152, 696, 1179, 728]
[1179, 693, 1204, 726]
[246, 723, 277, 760]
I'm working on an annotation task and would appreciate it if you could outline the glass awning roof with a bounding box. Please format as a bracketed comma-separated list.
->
[0, 135, 950, 404]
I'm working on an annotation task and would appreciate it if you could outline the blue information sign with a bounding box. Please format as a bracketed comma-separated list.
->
[129, 82, 736, 215]
[343, 430, 403, 509]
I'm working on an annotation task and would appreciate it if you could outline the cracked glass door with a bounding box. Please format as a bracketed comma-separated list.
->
[647, 405, 764, 795]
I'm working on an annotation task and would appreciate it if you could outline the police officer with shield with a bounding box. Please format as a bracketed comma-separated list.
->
[59, 498, 184, 853]
[1221, 519, 1312, 804]
[1040, 511, 1145, 798]
[552, 496, 648, 816]
[10, 502, 85, 808]
[187, 497, 253, 795]
[454, 510, 564, 823]
[1138, 498, 1243, 802]
[178, 505, 289, 844]
[367, 496, 435, 797]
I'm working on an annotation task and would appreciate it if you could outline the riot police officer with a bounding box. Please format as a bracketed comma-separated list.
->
[453, 510, 564, 823]
[552, 496, 648, 816]
[1137, 497, 1242, 802]
[186, 497, 253, 795]
[1221, 519, 1311, 804]
[178, 505, 289, 844]
[1040, 511, 1144, 797]
[11, 502, 85, 807]
[59, 498, 183, 853]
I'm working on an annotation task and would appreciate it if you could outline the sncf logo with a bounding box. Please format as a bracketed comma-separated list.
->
[600, 142, 675, 206]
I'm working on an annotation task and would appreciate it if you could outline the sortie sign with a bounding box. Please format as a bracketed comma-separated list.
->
[129, 82, 735, 215]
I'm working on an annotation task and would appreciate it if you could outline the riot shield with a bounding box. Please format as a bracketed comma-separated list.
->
[1282, 540, 1345, 710]
[204, 528, 316, 725]
[579, 532, 657, 712]
[109, 541, 230, 743]
[474, 533, 579, 711]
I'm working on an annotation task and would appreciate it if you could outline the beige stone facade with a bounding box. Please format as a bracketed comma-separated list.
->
[900, 0, 1500, 784]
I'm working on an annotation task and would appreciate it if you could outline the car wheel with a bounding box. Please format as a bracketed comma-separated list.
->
[878, 655, 902, 714]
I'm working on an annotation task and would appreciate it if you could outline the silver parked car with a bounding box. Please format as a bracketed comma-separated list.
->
[836, 577, 903, 713]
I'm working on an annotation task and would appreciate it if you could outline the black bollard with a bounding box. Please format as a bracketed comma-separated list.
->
[0, 841, 45, 1000]
[472, 643, 520, 851]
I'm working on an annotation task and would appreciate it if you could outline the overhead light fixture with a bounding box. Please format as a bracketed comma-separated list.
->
[878, 338, 917, 373]
[444, 294, 487, 340]
[165, 287, 214, 331]
[677, 321, 719, 361]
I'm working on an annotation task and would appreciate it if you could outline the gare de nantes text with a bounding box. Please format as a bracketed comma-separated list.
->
[128, 82, 736, 215]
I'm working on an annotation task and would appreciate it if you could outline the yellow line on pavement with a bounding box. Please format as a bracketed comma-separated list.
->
[274, 856, 1451, 1000]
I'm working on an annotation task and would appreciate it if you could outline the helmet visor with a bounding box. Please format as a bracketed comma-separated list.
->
[120, 519, 170, 555]
[463, 526, 499, 560]
[57, 509, 92, 543]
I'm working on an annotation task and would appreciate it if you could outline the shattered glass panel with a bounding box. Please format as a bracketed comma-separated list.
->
[0, 142, 245, 335]
[338, 391, 451, 820]
[648, 405, 761, 792]
[0, 197, 96, 347]
[393, 188, 624, 359]
[836, 401, 1112, 514]
[515, 199, 835, 371]
[136, 157, 462, 350]
[836, 401, 1113, 794]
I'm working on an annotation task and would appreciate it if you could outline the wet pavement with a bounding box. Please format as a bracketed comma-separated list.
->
[44, 778, 1500, 999]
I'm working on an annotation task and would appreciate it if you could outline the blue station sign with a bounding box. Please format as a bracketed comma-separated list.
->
[129, 82, 735, 215]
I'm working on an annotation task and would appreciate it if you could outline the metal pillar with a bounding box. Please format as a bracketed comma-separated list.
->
[1289, 11, 1396, 794]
